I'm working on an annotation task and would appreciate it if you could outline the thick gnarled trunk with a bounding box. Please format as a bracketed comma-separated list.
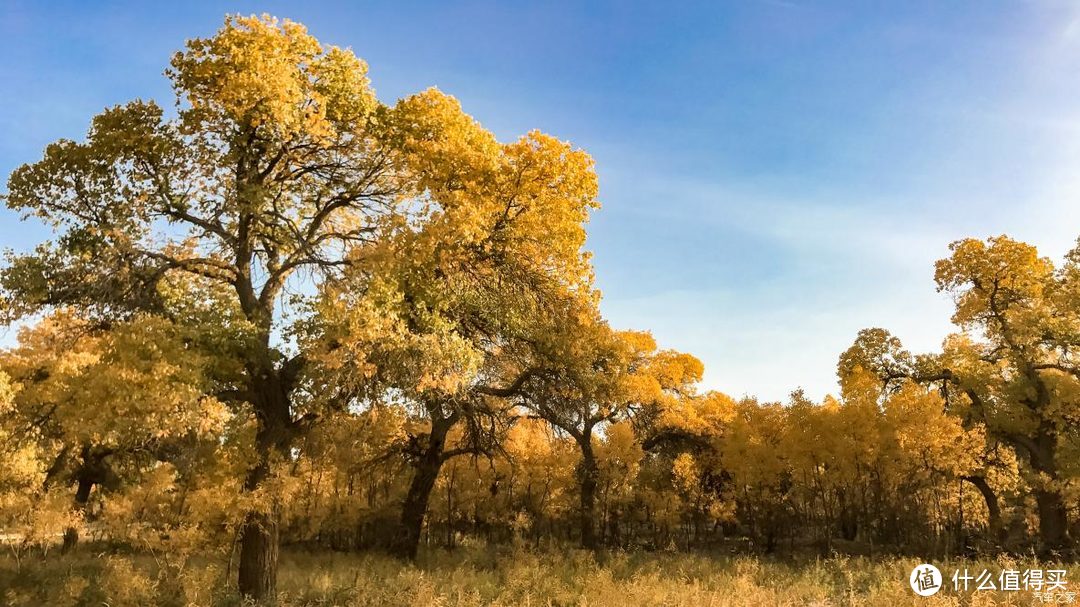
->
[395, 453, 444, 560]
[963, 475, 1003, 543]
[576, 437, 599, 550]
[1035, 489, 1070, 555]
[238, 507, 279, 600]
[392, 416, 451, 560]
[61, 447, 116, 554]
[238, 450, 283, 600]
[62, 477, 94, 553]
[1023, 430, 1072, 556]
[237, 366, 294, 602]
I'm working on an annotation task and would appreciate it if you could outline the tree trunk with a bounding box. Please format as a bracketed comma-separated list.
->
[1035, 488, 1070, 555]
[238, 449, 282, 601]
[962, 475, 1003, 543]
[392, 416, 450, 560]
[445, 466, 456, 549]
[238, 506, 279, 601]
[395, 453, 444, 559]
[577, 436, 599, 550]
[62, 477, 94, 553]
[1026, 430, 1072, 556]
[237, 370, 293, 603]
[62, 447, 116, 554]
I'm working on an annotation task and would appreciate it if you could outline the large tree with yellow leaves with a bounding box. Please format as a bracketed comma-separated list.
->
[1, 14, 602, 600]
[842, 236, 1080, 555]
[305, 87, 599, 559]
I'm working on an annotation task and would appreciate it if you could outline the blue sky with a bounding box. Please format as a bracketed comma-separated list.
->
[3, 1, 1080, 401]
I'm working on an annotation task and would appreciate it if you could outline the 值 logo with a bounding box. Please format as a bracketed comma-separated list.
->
[910, 563, 942, 597]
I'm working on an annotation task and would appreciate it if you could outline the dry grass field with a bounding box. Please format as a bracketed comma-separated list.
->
[0, 544, 1069, 606]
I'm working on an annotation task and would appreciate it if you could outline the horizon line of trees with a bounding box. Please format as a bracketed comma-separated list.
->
[0, 14, 1078, 605]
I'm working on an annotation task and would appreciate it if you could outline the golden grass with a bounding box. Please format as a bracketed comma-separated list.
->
[0, 544, 1070, 606]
